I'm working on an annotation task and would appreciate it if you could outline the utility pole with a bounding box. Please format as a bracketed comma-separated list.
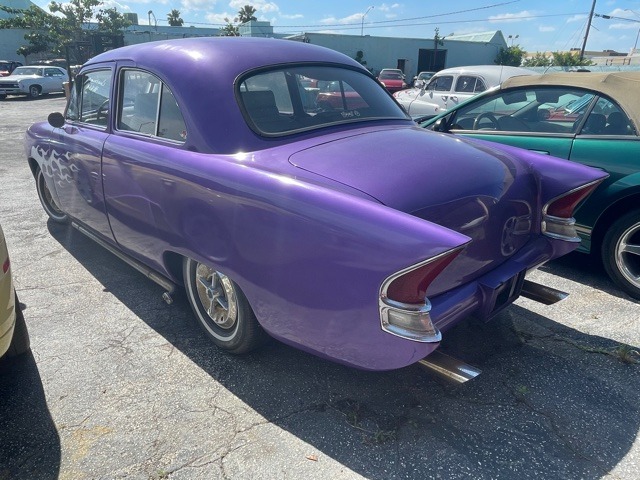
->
[580, 0, 597, 60]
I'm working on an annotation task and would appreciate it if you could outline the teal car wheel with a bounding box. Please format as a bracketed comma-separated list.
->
[602, 211, 640, 299]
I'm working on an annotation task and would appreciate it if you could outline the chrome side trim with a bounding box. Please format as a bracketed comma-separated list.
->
[71, 222, 176, 294]
[541, 214, 581, 242]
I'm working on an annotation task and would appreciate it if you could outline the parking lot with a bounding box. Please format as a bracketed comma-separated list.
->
[1, 95, 639, 480]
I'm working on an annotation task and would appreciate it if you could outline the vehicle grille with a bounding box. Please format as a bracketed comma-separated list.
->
[0, 82, 19, 89]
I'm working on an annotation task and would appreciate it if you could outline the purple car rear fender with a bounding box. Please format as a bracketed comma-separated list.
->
[99, 141, 471, 370]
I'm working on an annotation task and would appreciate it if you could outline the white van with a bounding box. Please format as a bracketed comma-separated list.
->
[393, 65, 535, 117]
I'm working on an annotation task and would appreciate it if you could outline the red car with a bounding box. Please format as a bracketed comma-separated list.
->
[377, 69, 408, 93]
[0, 60, 22, 77]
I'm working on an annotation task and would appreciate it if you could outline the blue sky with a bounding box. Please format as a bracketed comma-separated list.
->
[30, 0, 640, 54]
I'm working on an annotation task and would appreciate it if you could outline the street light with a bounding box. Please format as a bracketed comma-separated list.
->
[508, 34, 519, 47]
[361, 6, 374, 36]
[148, 10, 157, 31]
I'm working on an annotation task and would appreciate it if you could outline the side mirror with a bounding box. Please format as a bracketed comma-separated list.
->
[414, 79, 425, 89]
[48, 112, 65, 128]
[433, 118, 447, 132]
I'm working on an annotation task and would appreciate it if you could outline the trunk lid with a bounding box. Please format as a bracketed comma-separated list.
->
[289, 126, 539, 293]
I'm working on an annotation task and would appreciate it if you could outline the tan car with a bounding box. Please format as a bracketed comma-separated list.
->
[0, 222, 29, 360]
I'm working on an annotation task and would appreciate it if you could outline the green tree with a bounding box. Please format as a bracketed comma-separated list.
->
[0, 0, 129, 63]
[494, 45, 525, 66]
[167, 9, 183, 27]
[220, 17, 239, 36]
[523, 51, 594, 68]
[237, 5, 257, 23]
[522, 52, 553, 67]
[95, 7, 131, 34]
[551, 51, 594, 67]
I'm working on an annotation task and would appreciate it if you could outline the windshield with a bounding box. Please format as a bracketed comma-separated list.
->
[11, 67, 42, 76]
[239, 65, 409, 136]
[379, 72, 403, 80]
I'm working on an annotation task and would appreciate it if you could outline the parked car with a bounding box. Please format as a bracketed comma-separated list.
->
[0, 65, 68, 99]
[315, 80, 367, 110]
[0, 223, 30, 361]
[25, 38, 606, 371]
[394, 65, 535, 117]
[420, 71, 640, 299]
[0, 60, 23, 77]
[377, 68, 408, 93]
[412, 70, 436, 87]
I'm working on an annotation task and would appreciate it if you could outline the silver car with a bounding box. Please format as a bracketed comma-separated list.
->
[0, 65, 68, 99]
[394, 65, 535, 117]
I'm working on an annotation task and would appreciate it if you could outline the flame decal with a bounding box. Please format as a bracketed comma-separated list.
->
[30, 145, 78, 185]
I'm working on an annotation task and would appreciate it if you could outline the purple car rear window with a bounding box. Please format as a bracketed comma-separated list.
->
[238, 65, 409, 136]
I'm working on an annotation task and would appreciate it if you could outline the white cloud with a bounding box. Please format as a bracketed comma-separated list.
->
[488, 10, 536, 23]
[566, 14, 587, 23]
[205, 12, 235, 24]
[181, 0, 215, 12]
[378, 3, 401, 13]
[100, 0, 131, 11]
[320, 13, 363, 25]
[228, 1, 279, 14]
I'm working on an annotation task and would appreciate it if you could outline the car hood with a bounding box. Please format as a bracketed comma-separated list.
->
[0, 74, 41, 81]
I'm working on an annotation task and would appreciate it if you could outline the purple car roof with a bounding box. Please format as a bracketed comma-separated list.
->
[85, 38, 395, 154]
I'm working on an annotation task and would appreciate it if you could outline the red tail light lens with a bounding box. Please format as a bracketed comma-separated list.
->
[543, 180, 604, 242]
[545, 181, 601, 218]
[385, 247, 464, 305]
[2, 257, 9, 274]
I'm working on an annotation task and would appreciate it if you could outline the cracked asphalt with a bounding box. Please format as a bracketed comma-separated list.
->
[1, 96, 639, 480]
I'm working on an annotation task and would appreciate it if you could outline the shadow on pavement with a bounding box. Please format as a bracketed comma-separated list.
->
[540, 251, 639, 303]
[0, 352, 61, 479]
[46, 223, 640, 479]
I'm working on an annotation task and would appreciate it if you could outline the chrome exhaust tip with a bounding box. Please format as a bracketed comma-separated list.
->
[417, 350, 481, 383]
[521, 279, 568, 305]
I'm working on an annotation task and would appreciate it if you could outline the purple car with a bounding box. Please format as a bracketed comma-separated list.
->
[25, 38, 606, 371]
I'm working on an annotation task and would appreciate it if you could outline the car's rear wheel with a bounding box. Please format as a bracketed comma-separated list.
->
[28, 85, 41, 99]
[5, 293, 30, 357]
[36, 167, 69, 224]
[602, 211, 640, 299]
[183, 258, 266, 353]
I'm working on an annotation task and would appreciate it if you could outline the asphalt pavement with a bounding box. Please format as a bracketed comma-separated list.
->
[0, 95, 639, 480]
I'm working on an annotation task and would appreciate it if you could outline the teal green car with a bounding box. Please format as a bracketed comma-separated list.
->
[420, 72, 640, 299]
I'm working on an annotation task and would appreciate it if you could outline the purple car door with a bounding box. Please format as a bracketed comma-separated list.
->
[101, 68, 190, 270]
[49, 67, 114, 241]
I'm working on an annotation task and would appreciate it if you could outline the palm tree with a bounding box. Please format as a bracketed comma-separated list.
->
[167, 9, 183, 27]
[237, 5, 257, 24]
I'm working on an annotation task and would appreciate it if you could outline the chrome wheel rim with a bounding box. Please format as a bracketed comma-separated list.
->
[615, 222, 640, 289]
[195, 263, 238, 330]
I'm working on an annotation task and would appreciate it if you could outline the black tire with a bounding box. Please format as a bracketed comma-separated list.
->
[28, 85, 41, 99]
[36, 167, 69, 224]
[602, 211, 640, 299]
[0, 93, 6, 100]
[6, 293, 30, 357]
[183, 257, 267, 354]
